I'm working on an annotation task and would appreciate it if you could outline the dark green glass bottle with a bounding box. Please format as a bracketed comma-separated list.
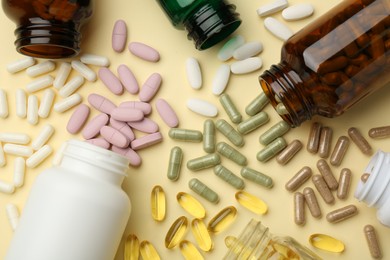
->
[156, 0, 241, 50]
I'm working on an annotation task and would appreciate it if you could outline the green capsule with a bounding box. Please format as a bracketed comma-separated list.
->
[203, 119, 216, 153]
[219, 94, 242, 124]
[259, 120, 290, 145]
[216, 142, 247, 166]
[169, 128, 203, 142]
[187, 153, 220, 171]
[276, 103, 289, 115]
[257, 137, 287, 162]
[245, 92, 269, 116]
[167, 146, 183, 181]
[215, 119, 245, 147]
[240, 167, 273, 188]
[189, 178, 219, 204]
[237, 111, 269, 135]
[214, 165, 245, 190]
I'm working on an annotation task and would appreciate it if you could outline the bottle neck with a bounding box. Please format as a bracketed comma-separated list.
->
[59, 140, 129, 186]
[184, 1, 241, 50]
[259, 62, 315, 127]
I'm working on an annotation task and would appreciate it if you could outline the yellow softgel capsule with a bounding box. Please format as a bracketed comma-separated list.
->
[208, 206, 237, 233]
[124, 234, 139, 260]
[165, 216, 188, 249]
[235, 190, 268, 215]
[139, 240, 161, 260]
[309, 233, 345, 253]
[191, 218, 214, 252]
[179, 240, 204, 260]
[151, 185, 166, 221]
[177, 192, 206, 219]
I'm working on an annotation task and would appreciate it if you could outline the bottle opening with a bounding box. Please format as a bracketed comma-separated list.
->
[18, 44, 77, 59]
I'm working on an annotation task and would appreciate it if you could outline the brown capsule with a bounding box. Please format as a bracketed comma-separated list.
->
[303, 187, 322, 218]
[276, 139, 303, 165]
[307, 122, 322, 154]
[368, 126, 390, 139]
[326, 204, 358, 223]
[361, 173, 370, 183]
[337, 168, 352, 200]
[348, 127, 373, 155]
[317, 56, 348, 75]
[285, 166, 312, 192]
[318, 126, 333, 158]
[364, 224, 382, 259]
[312, 174, 335, 204]
[330, 136, 350, 166]
[294, 192, 305, 226]
[317, 159, 338, 190]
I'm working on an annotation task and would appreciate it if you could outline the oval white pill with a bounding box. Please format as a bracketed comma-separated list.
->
[212, 64, 231, 96]
[186, 98, 218, 117]
[27, 95, 39, 125]
[256, 0, 288, 17]
[3, 144, 33, 157]
[26, 75, 54, 93]
[26, 60, 55, 77]
[80, 53, 110, 67]
[282, 4, 314, 21]
[0, 133, 30, 144]
[59, 75, 85, 97]
[54, 94, 82, 113]
[264, 17, 294, 41]
[185, 57, 202, 90]
[13, 157, 25, 188]
[0, 89, 8, 119]
[7, 57, 35, 74]
[26, 145, 53, 168]
[0, 181, 15, 194]
[218, 35, 245, 62]
[31, 124, 55, 150]
[52, 143, 67, 166]
[38, 89, 55, 118]
[233, 41, 263, 60]
[231, 57, 263, 74]
[53, 62, 72, 89]
[71, 60, 97, 82]
[6, 203, 19, 230]
[15, 89, 27, 118]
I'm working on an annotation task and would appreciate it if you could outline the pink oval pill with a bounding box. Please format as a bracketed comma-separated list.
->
[119, 101, 152, 115]
[88, 93, 117, 114]
[111, 146, 142, 167]
[117, 64, 139, 94]
[100, 126, 130, 148]
[82, 113, 109, 139]
[85, 138, 111, 149]
[128, 118, 159, 133]
[128, 42, 160, 62]
[139, 73, 162, 102]
[110, 118, 135, 141]
[155, 98, 179, 128]
[110, 107, 144, 122]
[67, 104, 90, 134]
[98, 67, 124, 95]
[112, 19, 127, 53]
[131, 132, 163, 150]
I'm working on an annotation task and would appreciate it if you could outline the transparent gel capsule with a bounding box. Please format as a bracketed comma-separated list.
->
[151, 185, 166, 221]
[191, 218, 213, 252]
[140, 240, 161, 260]
[235, 190, 268, 215]
[124, 234, 140, 260]
[309, 234, 345, 253]
[179, 240, 204, 260]
[208, 206, 237, 233]
[177, 192, 206, 219]
[165, 216, 188, 249]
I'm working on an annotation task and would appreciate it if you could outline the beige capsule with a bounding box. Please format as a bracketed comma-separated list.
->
[294, 192, 305, 226]
[317, 159, 338, 190]
[361, 173, 370, 183]
[348, 127, 373, 155]
[285, 166, 312, 192]
[276, 139, 303, 165]
[368, 126, 390, 139]
[326, 204, 358, 223]
[364, 224, 382, 259]
[307, 122, 322, 154]
[318, 126, 333, 158]
[303, 187, 322, 218]
[312, 174, 335, 204]
[337, 168, 352, 200]
[330, 136, 350, 166]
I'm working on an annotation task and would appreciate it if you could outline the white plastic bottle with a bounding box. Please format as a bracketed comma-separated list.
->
[355, 150, 390, 227]
[6, 140, 131, 260]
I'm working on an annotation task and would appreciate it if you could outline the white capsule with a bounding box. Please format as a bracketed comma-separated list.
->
[0, 143, 6, 167]
[27, 95, 39, 125]
[52, 142, 67, 166]
[233, 41, 263, 60]
[15, 89, 27, 118]
[218, 35, 245, 61]
[257, 0, 288, 17]
[38, 89, 55, 118]
[59, 75, 85, 97]
[0, 133, 30, 144]
[231, 57, 263, 74]
[0, 181, 15, 194]
[264, 17, 294, 41]
[13, 157, 25, 188]
[7, 57, 36, 74]
[26, 144, 53, 168]
[6, 203, 19, 230]
[186, 98, 218, 117]
[54, 93, 82, 113]
[212, 64, 231, 95]
[53, 62, 72, 89]
[282, 4, 314, 21]
[80, 53, 110, 67]
[26, 75, 54, 93]
[185, 57, 202, 90]
[3, 144, 33, 157]
[26, 60, 55, 77]
[0, 89, 9, 119]
[31, 124, 55, 150]
[71, 60, 97, 82]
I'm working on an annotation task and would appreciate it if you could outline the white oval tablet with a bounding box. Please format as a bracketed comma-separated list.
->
[217, 35, 245, 62]
[233, 41, 263, 60]
[212, 64, 230, 96]
[264, 17, 294, 41]
[185, 57, 202, 90]
[256, 0, 288, 17]
[231, 57, 263, 74]
[186, 98, 218, 117]
[282, 4, 314, 21]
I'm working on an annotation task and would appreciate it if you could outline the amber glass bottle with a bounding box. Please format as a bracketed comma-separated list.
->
[259, 0, 390, 127]
[2, 0, 93, 59]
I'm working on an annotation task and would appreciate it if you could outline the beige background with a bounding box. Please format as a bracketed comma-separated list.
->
[1, 0, 390, 259]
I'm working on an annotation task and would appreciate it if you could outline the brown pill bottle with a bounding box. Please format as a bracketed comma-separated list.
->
[2, 0, 94, 59]
[259, 0, 390, 127]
